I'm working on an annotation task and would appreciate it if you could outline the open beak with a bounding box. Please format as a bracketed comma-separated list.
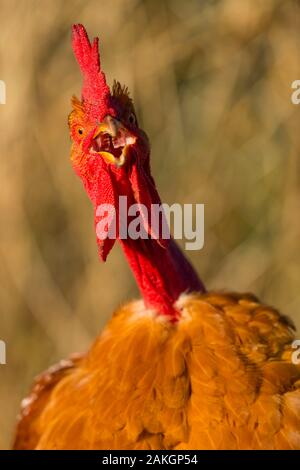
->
[90, 115, 136, 168]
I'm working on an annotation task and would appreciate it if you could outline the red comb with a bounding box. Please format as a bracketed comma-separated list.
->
[72, 24, 112, 120]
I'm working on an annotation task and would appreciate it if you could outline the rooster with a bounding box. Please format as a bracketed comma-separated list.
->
[13, 24, 300, 450]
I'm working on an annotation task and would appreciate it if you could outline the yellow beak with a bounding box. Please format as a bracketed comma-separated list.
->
[93, 116, 136, 168]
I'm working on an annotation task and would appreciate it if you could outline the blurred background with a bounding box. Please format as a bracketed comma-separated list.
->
[0, 0, 299, 449]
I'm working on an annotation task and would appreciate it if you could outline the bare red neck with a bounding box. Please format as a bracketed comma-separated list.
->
[80, 158, 205, 320]
[115, 163, 205, 319]
[119, 230, 205, 320]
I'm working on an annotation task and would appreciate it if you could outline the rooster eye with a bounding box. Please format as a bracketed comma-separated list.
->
[78, 128, 84, 135]
[128, 113, 136, 125]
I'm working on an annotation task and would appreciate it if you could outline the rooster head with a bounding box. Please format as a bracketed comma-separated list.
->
[69, 24, 164, 261]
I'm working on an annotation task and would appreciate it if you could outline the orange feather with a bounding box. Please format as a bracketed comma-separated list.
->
[13, 292, 300, 450]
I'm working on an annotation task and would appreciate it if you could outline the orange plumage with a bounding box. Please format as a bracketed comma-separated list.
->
[13, 25, 300, 450]
[14, 293, 300, 450]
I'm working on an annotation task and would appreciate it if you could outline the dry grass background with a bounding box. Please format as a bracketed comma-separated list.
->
[0, 0, 299, 449]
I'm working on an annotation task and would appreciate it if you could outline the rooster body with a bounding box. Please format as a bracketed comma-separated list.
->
[14, 293, 300, 450]
[13, 25, 300, 450]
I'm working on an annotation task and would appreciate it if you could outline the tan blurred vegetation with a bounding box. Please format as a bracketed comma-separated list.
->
[0, 0, 300, 449]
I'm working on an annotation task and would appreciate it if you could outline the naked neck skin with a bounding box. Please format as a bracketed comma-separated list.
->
[113, 163, 206, 319]
[120, 236, 205, 319]
[78, 153, 205, 320]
